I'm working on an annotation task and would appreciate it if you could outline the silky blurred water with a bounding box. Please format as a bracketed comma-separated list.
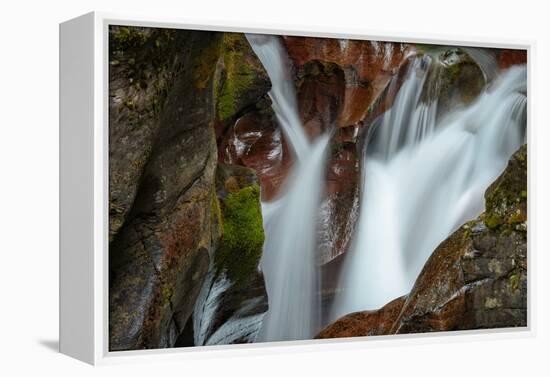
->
[332, 61, 526, 320]
[247, 34, 330, 341]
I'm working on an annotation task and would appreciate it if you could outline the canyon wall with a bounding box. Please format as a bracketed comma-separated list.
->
[108, 28, 269, 350]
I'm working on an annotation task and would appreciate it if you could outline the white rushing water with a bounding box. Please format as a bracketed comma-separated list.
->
[246, 34, 330, 341]
[332, 59, 527, 320]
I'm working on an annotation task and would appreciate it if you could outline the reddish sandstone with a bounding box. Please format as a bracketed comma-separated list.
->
[498, 49, 527, 69]
[218, 110, 294, 201]
[284, 36, 415, 127]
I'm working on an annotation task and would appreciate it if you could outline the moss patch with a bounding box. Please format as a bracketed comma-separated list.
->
[483, 145, 527, 235]
[110, 26, 152, 53]
[215, 184, 265, 285]
[193, 39, 223, 89]
[217, 34, 255, 120]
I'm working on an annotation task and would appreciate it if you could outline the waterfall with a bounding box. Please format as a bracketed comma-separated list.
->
[332, 60, 527, 320]
[462, 47, 499, 83]
[246, 34, 330, 341]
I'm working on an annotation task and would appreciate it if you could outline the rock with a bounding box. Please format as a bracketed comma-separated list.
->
[192, 164, 268, 346]
[434, 48, 486, 116]
[318, 145, 527, 337]
[282, 38, 413, 263]
[318, 135, 360, 263]
[284, 36, 414, 128]
[364, 47, 486, 131]
[108, 26, 195, 241]
[214, 34, 291, 201]
[215, 33, 272, 123]
[109, 29, 224, 351]
[295, 61, 346, 137]
[218, 99, 294, 201]
[317, 296, 406, 339]
[498, 49, 527, 70]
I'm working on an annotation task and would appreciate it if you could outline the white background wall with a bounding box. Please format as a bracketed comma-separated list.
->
[1, 0, 548, 375]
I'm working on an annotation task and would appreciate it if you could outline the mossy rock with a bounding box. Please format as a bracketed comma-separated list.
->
[214, 161, 265, 287]
[484, 144, 527, 232]
[216, 33, 271, 121]
[215, 183, 264, 286]
[420, 48, 485, 116]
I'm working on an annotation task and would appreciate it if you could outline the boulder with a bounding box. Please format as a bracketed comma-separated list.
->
[218, 99, 294, 201]
[433, 48, 486, 117]
[317, 296, 406, 339]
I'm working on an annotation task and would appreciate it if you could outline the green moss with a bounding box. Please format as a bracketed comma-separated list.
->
[484, 214, 502, 229]
[110, 26, 151, 53]
[192, 37, 223, 89]
[507, 210, 525, 225]
[161, 283, 174, 306]
[215, 184, 265, 285]
[217, 33, 255, 121]
[210, 190, 223, 238]
[509, 274, 520, 291]
[520, 190, 528, 199]
[483, 145, 527, 230]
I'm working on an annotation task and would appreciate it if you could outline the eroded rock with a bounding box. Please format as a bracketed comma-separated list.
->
[109, 30, 224, 351]
[192, 164, 268, 346]
[284, 36, 414, 128]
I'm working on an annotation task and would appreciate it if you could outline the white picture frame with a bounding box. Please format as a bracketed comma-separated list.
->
[59, 11, 535, 365]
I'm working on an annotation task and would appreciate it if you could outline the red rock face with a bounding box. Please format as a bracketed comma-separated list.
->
[284, 36, 415, 127]
[498, 49, 527, 69]
[317, 296, 406, 339]
[318, 131, 360, 263]
[218, 109, 294, 201]
[296, 61, 346, 137]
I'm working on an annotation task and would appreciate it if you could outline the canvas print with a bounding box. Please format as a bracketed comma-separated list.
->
[108, 25, 527, 351]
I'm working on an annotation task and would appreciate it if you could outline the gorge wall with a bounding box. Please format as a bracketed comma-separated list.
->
[108, 28, 271, 350]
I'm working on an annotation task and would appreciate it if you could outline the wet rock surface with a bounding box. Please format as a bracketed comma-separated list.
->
[218, 100, 294, 201]
[108, 27, 197, 241]
[109, 29, 224, 351]
[192, 164, 268, 346]
[498, 49, 527, 70]
[281, 38, 414, 262]
[317, 296, 406, 338]
[318, 145, 527, 338]
[318, 135, 360, 263]
[284, 36, 414, 128]
[109, 27, 267, 351]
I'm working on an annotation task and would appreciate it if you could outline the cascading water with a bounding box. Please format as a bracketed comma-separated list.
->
[463, 47, 499, 83]
[332, 57, 527, 320]
[246, 34, 330, 341]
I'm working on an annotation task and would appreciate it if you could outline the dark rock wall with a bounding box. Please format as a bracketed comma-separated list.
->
[109, 27, 224, 350]
[109, 27, 269, 351]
